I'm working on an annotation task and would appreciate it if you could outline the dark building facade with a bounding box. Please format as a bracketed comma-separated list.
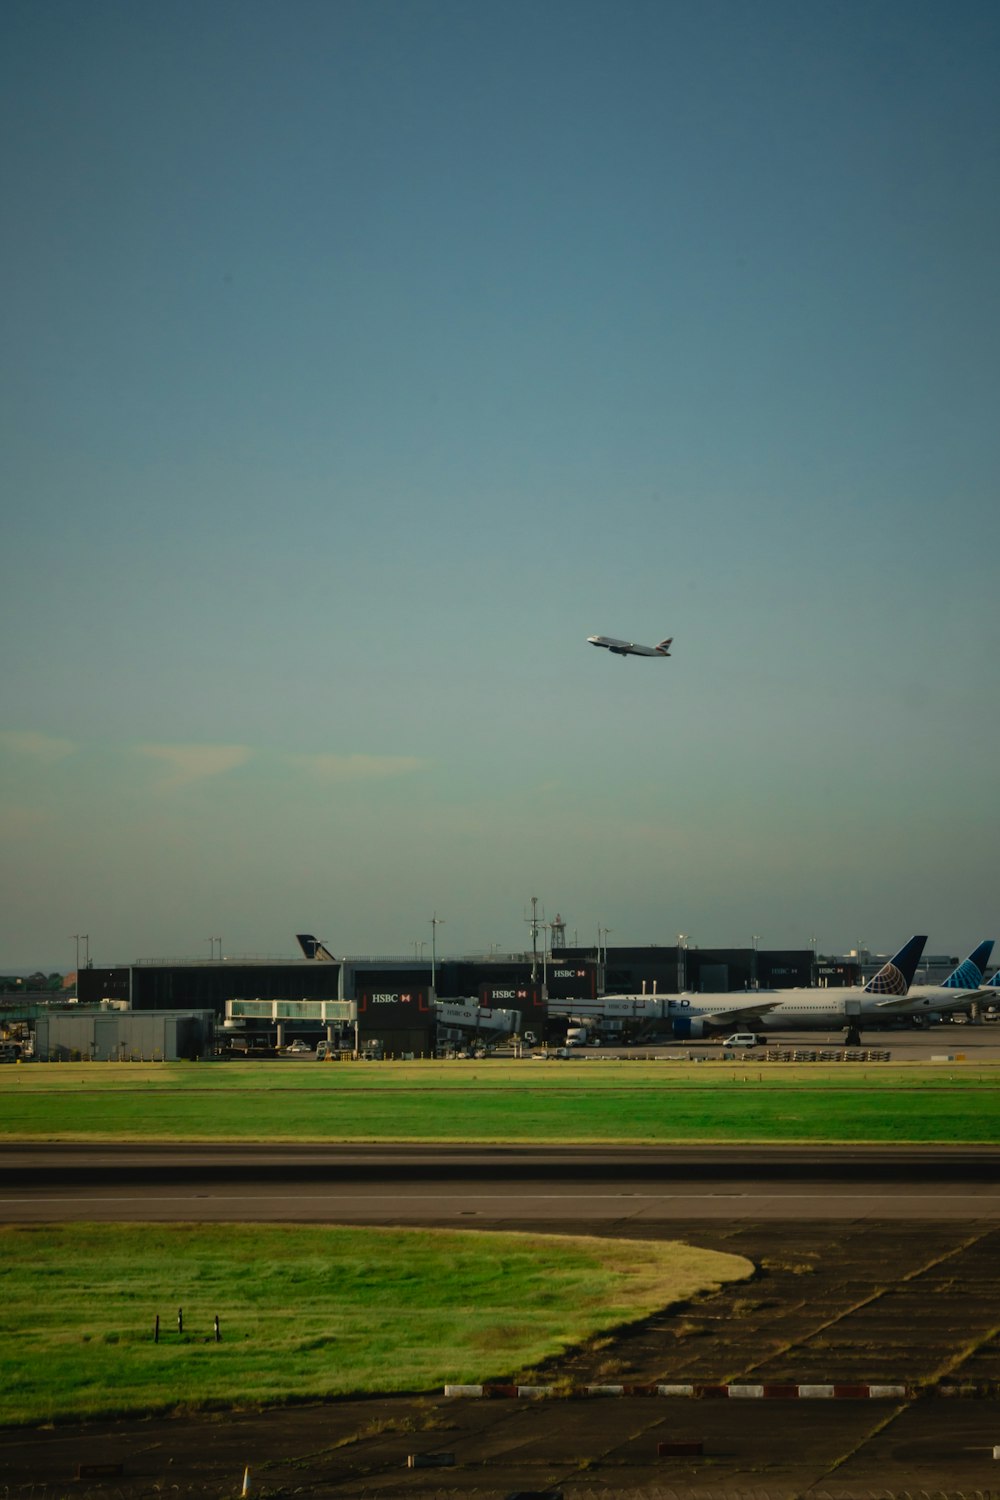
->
[78, 962, 343, 1014]
[554, 946, 680, 995]
[355, 978, 435, 1057]
[554, 945, 815, 993]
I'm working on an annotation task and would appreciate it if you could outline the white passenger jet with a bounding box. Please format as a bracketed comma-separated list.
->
[877, 940, 993, 1019]
[664, 935, 929, 1044]
[587, 634, 672, 658]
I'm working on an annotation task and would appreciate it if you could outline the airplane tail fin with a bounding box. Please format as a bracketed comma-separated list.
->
[656, 638, 673, 654]
[863, 935, 927, 996]
[296, 933, 337, 961]
[941, 940, 994, 989]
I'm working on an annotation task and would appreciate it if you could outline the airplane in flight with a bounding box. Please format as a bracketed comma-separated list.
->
[587, 634, 673, 658]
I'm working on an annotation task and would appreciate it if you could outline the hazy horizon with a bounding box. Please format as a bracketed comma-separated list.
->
[3, 1, 998, 971]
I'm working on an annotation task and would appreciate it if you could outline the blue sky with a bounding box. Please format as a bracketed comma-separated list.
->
[3, 0, 998, 969]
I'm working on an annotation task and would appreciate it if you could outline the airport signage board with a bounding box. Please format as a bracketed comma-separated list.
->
[546, 963, 598, 999]
[357, 987, 431, 1024]
[478, 982, 542, 1009]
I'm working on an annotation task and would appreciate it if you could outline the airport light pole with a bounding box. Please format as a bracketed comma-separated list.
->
[751, 934, 760, 990]
[430, 914, 444, 994]
[597, 926, 611, 991]
[526, 897, 543, 985]
[539, 921, 551, 993]
[677, 933, 688, 993]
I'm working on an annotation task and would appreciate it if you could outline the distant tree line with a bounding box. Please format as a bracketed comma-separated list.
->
[0, 973, 66, 993]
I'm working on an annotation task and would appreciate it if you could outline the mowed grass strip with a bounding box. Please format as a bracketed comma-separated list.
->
[0, 1223, 751, 1425]
[1, 1061, 998, 1142]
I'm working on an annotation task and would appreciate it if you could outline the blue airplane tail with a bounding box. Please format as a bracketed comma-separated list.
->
[863, 935, 927, 996]
[296, 933, 337, 961]
[941, 940, 993, 989]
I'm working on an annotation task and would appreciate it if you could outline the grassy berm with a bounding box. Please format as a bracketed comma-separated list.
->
[0, 1223, 750, 1426]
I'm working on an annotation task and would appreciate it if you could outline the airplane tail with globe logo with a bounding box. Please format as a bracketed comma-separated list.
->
[863, 935, 927, 996]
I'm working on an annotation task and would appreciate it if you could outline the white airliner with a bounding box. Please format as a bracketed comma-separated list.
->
[587, 634, 672, 658]
[662, 935, 929, 1043]
[878, 940, 993, 1018]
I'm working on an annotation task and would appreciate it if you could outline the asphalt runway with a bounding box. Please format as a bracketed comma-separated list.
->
[2, 1142, 999, 1223]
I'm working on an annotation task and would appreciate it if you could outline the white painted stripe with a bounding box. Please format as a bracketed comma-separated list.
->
[797, 1385, 836, 1398]
[5, 1191, 1000, 1203]
[443, 1385, 482, 1397]
[728, 1385, 765, 1398]
[657, 1384, 695, 1396]
[868, 1384, 908, 1398]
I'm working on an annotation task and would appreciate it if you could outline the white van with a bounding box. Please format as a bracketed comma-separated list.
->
[723, 1032, 763, 1048]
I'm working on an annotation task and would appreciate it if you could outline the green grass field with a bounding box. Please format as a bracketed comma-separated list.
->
[1, 1059, 997, 1142]
[0, 1223, 750, 1425]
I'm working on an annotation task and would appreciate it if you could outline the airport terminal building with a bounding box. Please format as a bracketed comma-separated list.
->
[71, 943, 821, 1056]
[21, 938, 970, 1057]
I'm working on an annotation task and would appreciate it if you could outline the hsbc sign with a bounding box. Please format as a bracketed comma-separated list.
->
[546, 963, 597, 998]
[358, 988, 430, 1014]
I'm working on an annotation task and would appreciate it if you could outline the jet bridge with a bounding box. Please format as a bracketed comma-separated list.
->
[434, 1000, 520, 1043]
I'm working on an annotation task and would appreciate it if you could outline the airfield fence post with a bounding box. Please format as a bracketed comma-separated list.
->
[215, 1315, 221, 1342]
[154, 1315, 159, 1344]
[177, 1307, 183, 1335]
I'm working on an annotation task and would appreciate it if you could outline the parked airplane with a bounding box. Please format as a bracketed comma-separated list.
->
[587, 634, 672, 658]
[665, 935, 928, 1045]
[296, 933, 337, 961]
[878, 940, 993, 1018]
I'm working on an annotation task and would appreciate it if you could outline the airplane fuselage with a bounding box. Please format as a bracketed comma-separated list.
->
[667, 984, 983, 1032]
[587, 635, 671, 657]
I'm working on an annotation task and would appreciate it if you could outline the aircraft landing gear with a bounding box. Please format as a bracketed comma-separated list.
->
[844, 1024, 862, 1047]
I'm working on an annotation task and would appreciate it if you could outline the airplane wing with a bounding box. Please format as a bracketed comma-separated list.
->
[878, 988, 986, 1012]
[694, 998, 781, 1026]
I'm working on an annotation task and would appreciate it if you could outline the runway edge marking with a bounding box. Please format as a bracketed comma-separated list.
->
[443, 1380, 1000, 1399]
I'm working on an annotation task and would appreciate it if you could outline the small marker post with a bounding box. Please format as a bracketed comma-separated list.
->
[241, 1465, 251, 1495]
